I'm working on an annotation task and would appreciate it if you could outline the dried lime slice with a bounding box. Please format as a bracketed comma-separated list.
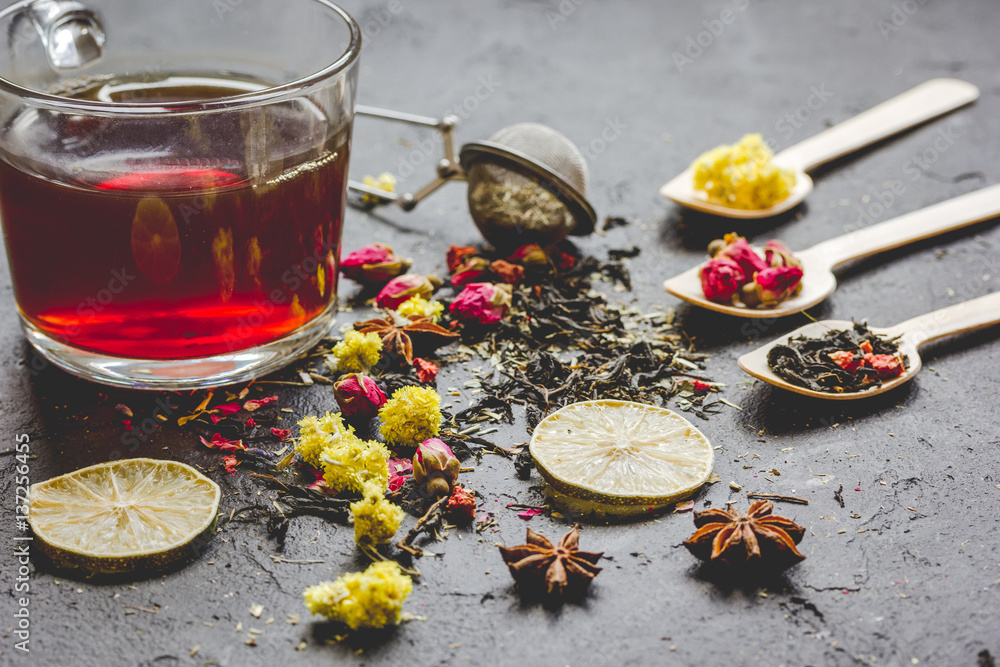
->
[530, 400, 714, 516]
[28, 458, 220, 574]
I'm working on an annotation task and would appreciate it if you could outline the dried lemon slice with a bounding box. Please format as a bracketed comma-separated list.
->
[28, 458, 220, 574]
[530, 400, 714, 516]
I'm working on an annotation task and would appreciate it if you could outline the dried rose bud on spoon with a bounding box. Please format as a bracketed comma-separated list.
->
[663, 184, 1000, 318]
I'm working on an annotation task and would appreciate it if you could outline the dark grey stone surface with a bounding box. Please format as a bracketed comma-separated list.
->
[2, 1, 999, 665]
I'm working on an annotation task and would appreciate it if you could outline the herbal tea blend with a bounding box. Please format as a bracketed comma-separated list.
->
[699, 233, 803, 308]
[766, 322, 906, 393]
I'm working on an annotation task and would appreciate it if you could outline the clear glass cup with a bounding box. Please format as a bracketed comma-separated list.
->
[0, 0, 360, 389]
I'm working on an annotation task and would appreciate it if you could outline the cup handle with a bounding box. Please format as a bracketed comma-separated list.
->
[22, 0, 105, 69]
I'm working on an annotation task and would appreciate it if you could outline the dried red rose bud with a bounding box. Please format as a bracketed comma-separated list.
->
[446, 245, 478, 272]
[413, 357, 438, 383]
[450, 282, 513, 324]
[763, 240, 801, 269]
[716, 236, 769, 277]
[828, 351, 862, 373]
[699, 257, 745, 302]
[333, 373, 387, 420]
[753, 266, 803, 306]
[506, 243, 549, 267]
[490, 259, 525, 285]
[554, 250, 576, 271]
[413, 437, 460, 497]
[445, 485, 477, 522]
[376, 274, 442, 309]
[865, 353, 904, 379]
[450, 256, 492, 286]
[341, 243, 412, 286]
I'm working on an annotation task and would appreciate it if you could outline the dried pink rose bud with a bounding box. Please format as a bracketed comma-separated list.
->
[376, 274, 442, 309]
[716, 237, 769, 277]
[763, 240, 801, 268]
[753, 266, 803, 306]
[449, 282, 513, 324]
[413, 437, 460, 497]
[506, 243, 549, 267]
[699, 257, 745, 302]
[341, 243, 412, 286]
[450, 256, 492, 286]
[333, 373, 387, 420]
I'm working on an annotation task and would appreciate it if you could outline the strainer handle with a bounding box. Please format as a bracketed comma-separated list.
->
[347, 105, 466, 211]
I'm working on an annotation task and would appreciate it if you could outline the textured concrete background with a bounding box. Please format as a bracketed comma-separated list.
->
[2, 1, 999, 665]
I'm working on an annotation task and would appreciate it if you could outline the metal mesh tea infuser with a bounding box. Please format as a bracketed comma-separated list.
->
[348, 106, 596, 247]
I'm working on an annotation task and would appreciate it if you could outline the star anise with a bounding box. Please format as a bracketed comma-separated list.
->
[683, 500, 806, 569]
[354, 313, 458, 364]
[498, 524, 603, 597]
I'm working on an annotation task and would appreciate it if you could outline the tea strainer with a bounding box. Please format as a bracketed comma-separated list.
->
[348, 105, 596, 247]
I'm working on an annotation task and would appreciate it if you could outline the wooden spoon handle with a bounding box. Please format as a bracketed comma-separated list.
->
[886, 291, 1000, 348]
[775, 79, 978, 172]
[801, 184, 1000, 269]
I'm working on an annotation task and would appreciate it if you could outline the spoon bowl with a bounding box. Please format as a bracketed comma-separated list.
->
[660, 79, 979, 220]
[662, 184, 1000, 318]
[737, 291, 1000, 401]
[659, 165, 813, 220]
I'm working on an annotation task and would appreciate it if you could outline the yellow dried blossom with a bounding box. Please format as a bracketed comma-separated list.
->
[303, 561, 412, 629]
[321, 434, 390, 496]
[692, 133, 796, 210]
[361, 172, 397, 206]
[395, 295, 444, 323]
[350, 481, 404, 547]
[296, 412, 355, 467]
[331, 330, 382, 373]
[378, 386, 442, 449]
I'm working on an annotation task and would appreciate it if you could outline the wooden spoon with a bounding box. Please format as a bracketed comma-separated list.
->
[737, 291, 1000, 400]
[659, 79, 979, 219]
[662, 183, 1000, 318]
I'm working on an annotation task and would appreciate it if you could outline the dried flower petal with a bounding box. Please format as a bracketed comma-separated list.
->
[450, 282, 512, 324]
[341, 242, 411, 285]
[490, 259, 525, 285]
[446, 245, 478, 273]
[413, 358, 438, 383]
[376, 274, 442, 309]
[379, 386, 442, 449]
[450, 256, 492, 286]
[753, 266, 803, 306]
[244, 395, 278, 412]
[699, 257, 745, 302]
[334, 374, 387, 421]
[303, 561, 412, 630]
[445, 485, 477, 522]
[412, 437, 460, 497]
[763, 240, 801, 268]
[715, 235, 768, 277]
[199, 433, 245, 453]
